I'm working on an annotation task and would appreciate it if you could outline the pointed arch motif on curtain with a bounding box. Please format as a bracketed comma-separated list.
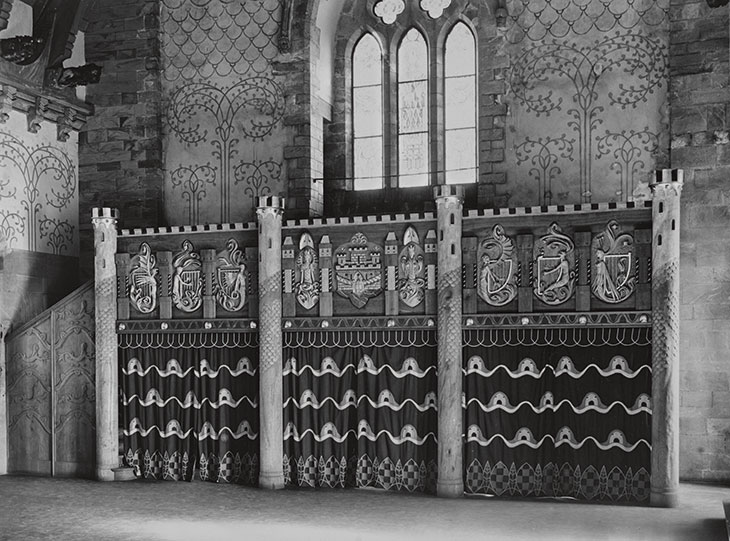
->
[444, 21, 477, 185]
[352, 33, 384, 191]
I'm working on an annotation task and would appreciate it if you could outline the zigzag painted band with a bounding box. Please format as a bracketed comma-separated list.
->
[283, 390, 437, 412]
[284, 421, 436, 446]
[466, 425, 650, 452]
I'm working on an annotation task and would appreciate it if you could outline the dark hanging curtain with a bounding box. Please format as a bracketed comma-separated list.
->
[120, 345, 259, 485]
[283, 340, 438, 493]
[463, 329, 652, 503]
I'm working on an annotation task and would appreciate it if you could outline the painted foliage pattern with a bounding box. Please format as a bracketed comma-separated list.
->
[0, 112, 78, 255]
[505, 0, 668, 206]
[162, 0, 286, 226]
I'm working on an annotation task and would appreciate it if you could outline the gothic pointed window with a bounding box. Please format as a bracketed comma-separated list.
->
[352, 33, 384, 191]
[397, 28, 429, 188]
[445, 22, 477, 185]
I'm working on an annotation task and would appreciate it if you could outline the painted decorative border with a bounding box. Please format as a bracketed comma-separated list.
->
[119, 222, 256, 237]
[117, 319, 259, 333]
[462, 312, 651, 329]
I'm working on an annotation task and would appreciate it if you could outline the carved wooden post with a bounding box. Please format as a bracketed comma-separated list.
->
[0, 321, 8, 475]
[256, 196, 285, 490]
[92, 207, 119, 481]
[434, 185, 463, 498]
[650, 169, 683, 508]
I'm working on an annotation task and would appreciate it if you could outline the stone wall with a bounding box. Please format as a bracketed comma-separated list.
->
[160, 0, 288, 226]
[501, 0, 670, 207]
[670, 0, 730, 482]
[0, 107, 80, 331]
[79, 0, 164, 277]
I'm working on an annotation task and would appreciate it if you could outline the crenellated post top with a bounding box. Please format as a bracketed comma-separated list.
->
[650, 169, 684, 197]
[91, 207, 119, 221]
[433, 184, 464, 204]
[257, 195, 286, 211]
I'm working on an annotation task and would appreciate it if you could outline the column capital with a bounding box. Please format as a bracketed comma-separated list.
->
[91, 207, 119, 227]
[650, 169, 684, 197]
[257, 196, 285, 218]
[433, 185, 464, 204]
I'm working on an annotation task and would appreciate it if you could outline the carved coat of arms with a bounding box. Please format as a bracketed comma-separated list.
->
[294, 232, 320, 310]
[533, 222, 576, 305]
[477, 224, 518, 307]
[129, 242, 158, 314]
[334, 232, 383, 308]
[398, 226, 425, 308]
[215, 238, 247, 312]
[591, 220, 635, 303]
[172, 240, 202, 312]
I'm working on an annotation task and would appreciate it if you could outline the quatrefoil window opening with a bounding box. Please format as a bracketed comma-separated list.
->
[373, 0, 453, 24]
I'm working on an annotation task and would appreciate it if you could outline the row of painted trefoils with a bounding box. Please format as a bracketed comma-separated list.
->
[282, 219, 651, 317]
[116, 237, 258, 320]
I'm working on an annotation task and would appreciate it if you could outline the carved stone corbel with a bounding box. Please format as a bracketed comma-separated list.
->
[27, 95, 48, 133]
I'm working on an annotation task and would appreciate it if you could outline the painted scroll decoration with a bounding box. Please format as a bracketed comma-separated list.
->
[591, 220, 635, 304]
[477, 224, 518, 307]
[214, 238, 247, 312]
[533, 222, 576, 305]
[398, 226, 426, 308]
[172, 240, 202, 312]
[334, 233, 383, 308]
[129, 242, 158, 314]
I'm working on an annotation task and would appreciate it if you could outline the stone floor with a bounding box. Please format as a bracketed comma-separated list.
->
[0, 476, 728, 541]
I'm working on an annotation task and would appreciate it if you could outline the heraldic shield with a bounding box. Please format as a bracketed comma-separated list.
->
[533, 222, 576, 306]
[477, 224, 517, 307]
[295, 232, 320, 310]
[398, 226, 426, 308]
[129, 242, 158, 314]
[334, 232, 383, 309]
[172, 240, 202, 313]
[591, 220, 635, 304]
[215, 238, 247, 312]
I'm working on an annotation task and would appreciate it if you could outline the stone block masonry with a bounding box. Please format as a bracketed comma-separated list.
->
[79, 0, 163, 280]
[670, 0, 730, 483]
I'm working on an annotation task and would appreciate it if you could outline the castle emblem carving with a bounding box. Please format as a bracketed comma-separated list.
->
[129, 242, 158, 314]
[478, 224, 518, 307]
[214, 238, 247, 312]
[295, 232, 320, 310]
[172, 240, 202, 312]
[534, 222, 576, 305]
[591, 220, 635, 304]
[334, 233, 383, 308]
[398, 226, 425, 308]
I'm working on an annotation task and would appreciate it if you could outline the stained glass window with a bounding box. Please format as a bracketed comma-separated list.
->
[398, 28, 429, 188]
[352, 33, 384, 190]
[445, 22, 477, 185]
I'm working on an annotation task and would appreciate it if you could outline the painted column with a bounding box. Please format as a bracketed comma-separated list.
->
[649, 169, 683, 508]
[256, 196, 285, 490]
[0, 321, 8, 475]
[434, 185, 464, 498]
[92, 207, 119, 481]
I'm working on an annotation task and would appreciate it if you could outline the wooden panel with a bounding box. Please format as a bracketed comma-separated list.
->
[53, 285, 95, 478]
[7, 315, 52, 475]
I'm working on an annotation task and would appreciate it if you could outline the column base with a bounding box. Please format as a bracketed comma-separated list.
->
[651, 488, 679, 508]
[112, 466, 137, 481]
[259, 471, 285, 490]
[96, 464, 116, 482]
[437, 479, 463, 498]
